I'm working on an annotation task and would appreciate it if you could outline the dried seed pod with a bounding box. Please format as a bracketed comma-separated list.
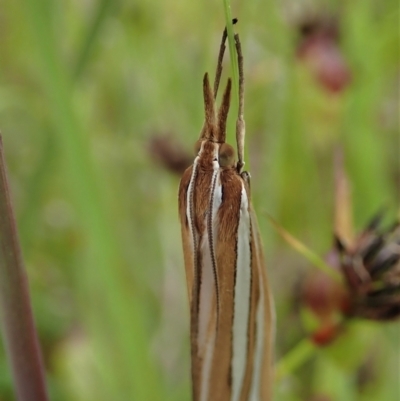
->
[336, 214, 400, 320]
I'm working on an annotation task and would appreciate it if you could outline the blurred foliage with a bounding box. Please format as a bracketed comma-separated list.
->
[0, 0, 398, 400]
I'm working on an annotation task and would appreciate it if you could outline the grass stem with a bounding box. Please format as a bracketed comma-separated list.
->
[275, 338, 316, 381]
[223, 0, 239, 108]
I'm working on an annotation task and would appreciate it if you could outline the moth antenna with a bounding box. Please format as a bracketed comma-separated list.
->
[200, 73, 216, 140]
[213, 29, 227, 99]
[217, 79, 232, 143]
[214, 18, 238, 100]
[234, 33, 245, 173]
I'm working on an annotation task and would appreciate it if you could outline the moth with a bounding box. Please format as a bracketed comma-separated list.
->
[178, 28, 274, 401]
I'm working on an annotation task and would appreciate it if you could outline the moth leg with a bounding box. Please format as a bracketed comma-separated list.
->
[240, 170, 251, 193]
[235, 33, 245, 173]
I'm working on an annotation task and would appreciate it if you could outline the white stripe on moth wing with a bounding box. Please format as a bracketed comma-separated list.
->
[196, 205, 216, 401]
[197, 228, 217, 352]
[231, 185, 252, 401]
[198, 168, 221, 401]
[197, 149, 221, 352]
[249, 295, 264, 401]
[199, 323, 216, 401]
[186, 156, 199, 256]
[209, 170, 222, 312]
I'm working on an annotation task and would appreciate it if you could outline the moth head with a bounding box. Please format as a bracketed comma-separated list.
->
[196, 73, 236, 168]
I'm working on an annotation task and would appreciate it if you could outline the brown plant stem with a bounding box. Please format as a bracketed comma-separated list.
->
[0, 136, 49, 401]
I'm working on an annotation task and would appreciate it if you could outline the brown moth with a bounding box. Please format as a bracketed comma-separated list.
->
[178, 27, 274, 401]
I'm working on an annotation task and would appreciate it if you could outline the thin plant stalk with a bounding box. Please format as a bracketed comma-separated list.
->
[0, 137, 49, 401]
[275, 338, 316, 381]
[267, 214, 343, 283]
[223, 0, 239, 108]
[73, 0, 114, 80]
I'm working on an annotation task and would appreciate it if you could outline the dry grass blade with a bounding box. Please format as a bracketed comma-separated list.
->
[334, 149, 354, 245]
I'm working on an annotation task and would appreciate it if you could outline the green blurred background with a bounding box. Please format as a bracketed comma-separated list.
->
[0, 0, 398, 400]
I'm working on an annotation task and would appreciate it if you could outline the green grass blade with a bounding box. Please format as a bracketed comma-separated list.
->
[275, 338, 316, 381]
[267, 214, 342, 283]
[73, 0, 114, 80]
[223, 0, 239, 108]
